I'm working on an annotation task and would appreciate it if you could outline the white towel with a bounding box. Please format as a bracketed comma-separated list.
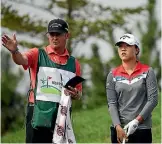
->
[53, 87, 76, 143]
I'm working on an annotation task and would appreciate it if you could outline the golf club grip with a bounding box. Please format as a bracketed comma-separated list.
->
[122, 138, 126, 144]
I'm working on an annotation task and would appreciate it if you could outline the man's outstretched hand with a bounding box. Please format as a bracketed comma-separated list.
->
[2, 34, 18, 52]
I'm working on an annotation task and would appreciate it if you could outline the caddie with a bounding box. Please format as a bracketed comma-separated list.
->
[2, 18, 82, 143]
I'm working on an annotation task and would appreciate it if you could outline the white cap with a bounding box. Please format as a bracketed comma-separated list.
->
[115, 33, 140, 48]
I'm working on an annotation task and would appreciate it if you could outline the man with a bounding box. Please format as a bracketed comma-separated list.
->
[2, 18, 82, 143]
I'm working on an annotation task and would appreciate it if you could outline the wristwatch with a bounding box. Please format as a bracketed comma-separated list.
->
[10, 48, 19, 54]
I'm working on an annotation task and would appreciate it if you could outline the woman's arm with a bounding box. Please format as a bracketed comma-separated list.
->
[138, 67, 158, 120]
[106, 71, 121, 127]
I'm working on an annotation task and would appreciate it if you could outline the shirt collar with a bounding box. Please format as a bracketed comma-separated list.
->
[119, 61, 142, 73]
[46, 45, 69, 57]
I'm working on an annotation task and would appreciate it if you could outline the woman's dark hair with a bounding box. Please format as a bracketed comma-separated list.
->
[135, 45, 140, 55]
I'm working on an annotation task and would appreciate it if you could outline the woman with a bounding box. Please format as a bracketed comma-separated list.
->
[106, 33, 158, 143]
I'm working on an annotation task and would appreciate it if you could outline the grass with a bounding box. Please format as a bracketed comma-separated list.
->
[72, 106, 112, 143]
[1, 96, 161, 143]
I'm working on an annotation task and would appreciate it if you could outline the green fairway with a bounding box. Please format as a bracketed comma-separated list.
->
[1, 99, 161, 143]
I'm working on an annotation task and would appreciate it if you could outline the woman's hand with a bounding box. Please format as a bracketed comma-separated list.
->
[116, 125, 128, 143]
[124, 119, 139, 136]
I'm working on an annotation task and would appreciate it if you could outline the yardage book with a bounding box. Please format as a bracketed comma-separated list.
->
[64, 76, 85, 89]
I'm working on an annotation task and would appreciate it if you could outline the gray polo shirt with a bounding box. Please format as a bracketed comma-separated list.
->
[106, 62, 158, 129]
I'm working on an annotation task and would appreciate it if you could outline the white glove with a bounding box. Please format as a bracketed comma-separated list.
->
[124, 119, 139, 136]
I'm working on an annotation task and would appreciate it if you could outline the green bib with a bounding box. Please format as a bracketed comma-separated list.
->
[31, 48, 76, 129]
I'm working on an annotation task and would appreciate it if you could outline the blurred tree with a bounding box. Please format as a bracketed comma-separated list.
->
[84, 44, 108, 108]
[1, 51, 24, 135]
[1, 0, 161, 135]
[138, 0, 161, 89]
[1, 3, 46, 134]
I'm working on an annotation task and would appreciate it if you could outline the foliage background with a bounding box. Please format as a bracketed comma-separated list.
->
[1, 0, 161, 143]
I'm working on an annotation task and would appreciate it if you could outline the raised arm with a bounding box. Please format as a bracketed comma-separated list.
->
[2, 34, 28, 65]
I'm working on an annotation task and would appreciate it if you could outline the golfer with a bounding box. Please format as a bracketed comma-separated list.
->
[106, 33, 158, 143]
